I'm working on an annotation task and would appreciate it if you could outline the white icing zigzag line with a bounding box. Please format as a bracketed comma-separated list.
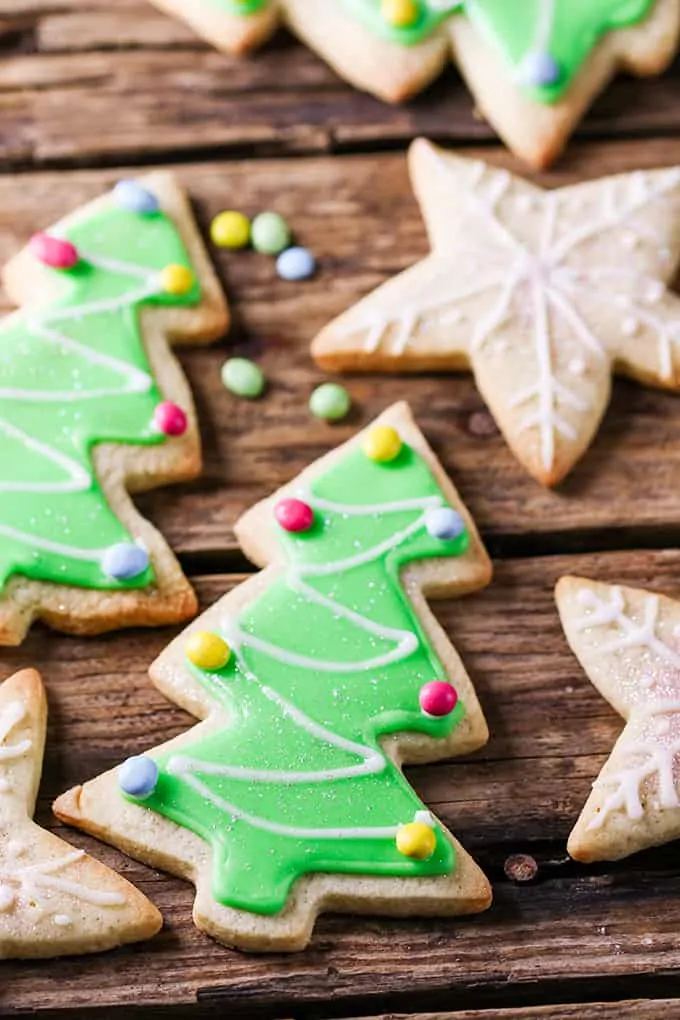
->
[576, 586, 680, 667]
[0, 847, 126, 915]
[169, 493, 444, 840]
[0, 701, 31, 763]
[334, 156, 680, 472]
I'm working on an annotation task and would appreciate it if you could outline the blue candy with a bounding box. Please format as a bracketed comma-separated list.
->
[425, 506, 465, 541]
[102, 542, 149, 581]
[119, 756, 159, 799]
[276, 246, 316, 282]
[113, 179, 160, 215]
[518, 50, 561, 88]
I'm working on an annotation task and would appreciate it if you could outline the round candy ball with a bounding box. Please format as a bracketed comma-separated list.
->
[211, 210, 251, 249]
[102, 542, 149, 581]
[221, 357, 265, 399]
[29, 233, 79, 270]
[160, 263, 194, 296]
[275, 498, 314, 533]
[276, 246, 316, 282]
[363, 425, 402, 463]
[419, 680, 458, 718]
[186, 630, 231, 671]
[381, 0, 419, 27]
[425, 506, 465, 541]
[309, 382, 351, 422]
[396, 821, 436, 860]
[118, 755, 159, 799]
[518, 50, 561, 88]
[114, 180, 159, 215]
[153, 401, 188, 436]
[251, 211, 291, 255]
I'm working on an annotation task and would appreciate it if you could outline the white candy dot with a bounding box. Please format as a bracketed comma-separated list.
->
[53, 914, 72, 927]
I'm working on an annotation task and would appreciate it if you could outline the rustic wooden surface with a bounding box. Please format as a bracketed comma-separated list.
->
[4, 1, 680, 1017]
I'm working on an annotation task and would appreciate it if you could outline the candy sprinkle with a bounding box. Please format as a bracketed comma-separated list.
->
[221, 357, 266, 399]
[251, 211, 291, 255]
[276, 246, 316, 282]
[309, 382, 351, 422]
[211, 210, 251, 250]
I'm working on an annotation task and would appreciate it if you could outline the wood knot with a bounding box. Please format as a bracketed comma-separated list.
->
[503, 853, 538, 883]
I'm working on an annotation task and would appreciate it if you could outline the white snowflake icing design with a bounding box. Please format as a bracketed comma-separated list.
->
[574, 585, 680, 830]
[321, 146, 680, 481]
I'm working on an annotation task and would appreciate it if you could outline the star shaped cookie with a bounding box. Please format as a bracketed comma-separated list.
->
[145, 0, 680, 167]
[0, 669, 160, 957]
[558, 576, 680, 862]
[313, 140, 680, 486]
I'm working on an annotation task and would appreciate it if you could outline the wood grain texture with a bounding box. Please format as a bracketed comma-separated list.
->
[1, 0, 680, 168]
[3, 142, 680, 555]
[3, 550, 680, 1013]
[357, 1006, 680, 1020]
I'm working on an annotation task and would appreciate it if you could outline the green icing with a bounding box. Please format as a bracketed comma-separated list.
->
[207, 0, 267, 13]
[129, 439, 470, 915]
[0, 196, 200, 593]
[344, 0, 654, 102]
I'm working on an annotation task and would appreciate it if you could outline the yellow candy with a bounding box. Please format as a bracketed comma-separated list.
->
[363, 425, 402, 463]
[396, 821, 436, 860]
[211, 210, 251, 250]
[381, 0, 419, 27]
[160, 263, 194, 295]
[186, 630, 231, 671]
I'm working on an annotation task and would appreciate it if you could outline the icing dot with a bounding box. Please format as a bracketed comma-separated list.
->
[222, 358, 266, 399]
[568, 357, 586, 376]
[53, 914, 72, 927]
[309, 383, 351, 422]
[102, 543, 149, 581]
[274, 498, 315, 534]
[251, 212, 291, 255]
[276, 246, 316, 282]
[622, 317, 639, 337]
[119, 755, 159, 799]
[517, 51, 561, 88]
[113, 180, 160, 215]
[381, 0, 419, 27]
[363, 425, 402, 463]
[211, 210, 251, 249]
[396, 821, 437, 860]
[29, 233, 79, 271]
[419, 680, 458, 717]
[0, 885, 15, 912]
[186, 630, 231, 671]
[425, 506, 465, 541]
[153, 400, 188, 436]
[160, 264, 194, 296]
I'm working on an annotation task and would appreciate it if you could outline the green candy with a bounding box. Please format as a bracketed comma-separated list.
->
[221, 357, 266, 399]
[309, 383, 352, 422]
[251, 212, 291, 255]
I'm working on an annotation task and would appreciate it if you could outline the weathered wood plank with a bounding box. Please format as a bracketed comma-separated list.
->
[355, 1005, 680, 1020]
[1, 0, 680, 166]
[3, 142, 680, 553]
[2, 548, 680, 1013]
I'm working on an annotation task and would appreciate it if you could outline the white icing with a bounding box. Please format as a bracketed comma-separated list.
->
[169, 492, 449, 841]
[575, 586, 680, 667]
[0, 701, 31, 763]
[0, 847, 126, 911]
[332, 157, 680, 472]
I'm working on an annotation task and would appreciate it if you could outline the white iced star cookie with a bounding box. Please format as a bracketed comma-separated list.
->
[0, 669, 161, 958]
[143, 0, 680, 167]
[313, 140, 680, 486]
[558, 576, 680, 862]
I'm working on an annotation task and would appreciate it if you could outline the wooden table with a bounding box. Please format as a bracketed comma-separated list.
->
[3, 3, 680, 1017]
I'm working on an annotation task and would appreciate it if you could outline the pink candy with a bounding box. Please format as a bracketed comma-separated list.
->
[153, 401, 188, 437]
[419, 680, 458, 717]
[274, 498, 314, 533]
[29, 232, 79, 270]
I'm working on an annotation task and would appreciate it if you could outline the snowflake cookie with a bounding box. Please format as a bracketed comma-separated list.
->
[0, 174, 228, 645]
[0, 669, 160, 957]
[55, 402, 492, 952]
[313, 140, 680, 487]
[558, 576, 680, 862]
[147, 0, 679, 167]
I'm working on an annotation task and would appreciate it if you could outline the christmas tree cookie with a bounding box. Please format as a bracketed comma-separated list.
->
[146, 0, 679, 167]
[55, 403, 493, 952]
[0, 174, 228, 645]
[0, 669, 161, 958]
[558, 577, 680, 863]
[313, 141, 680, 487]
